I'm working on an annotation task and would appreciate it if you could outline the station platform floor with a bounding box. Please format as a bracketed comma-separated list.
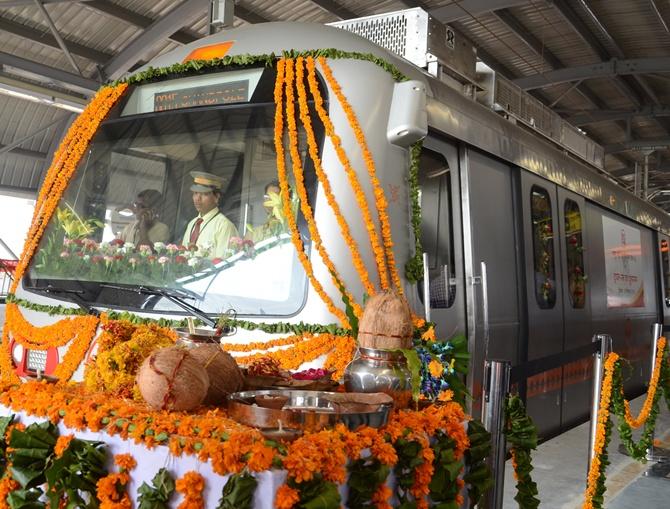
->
[502, 395, 670, 508]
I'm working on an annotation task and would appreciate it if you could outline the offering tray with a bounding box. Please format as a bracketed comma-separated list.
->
[228, 389, 393, 433]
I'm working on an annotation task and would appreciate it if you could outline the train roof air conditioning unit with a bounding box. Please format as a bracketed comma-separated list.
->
[328, 8, 478, 89]
[477, 63, 605, 171]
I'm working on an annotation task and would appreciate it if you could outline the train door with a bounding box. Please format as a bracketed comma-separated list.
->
[556, 189, 592, 428]
[657, 234, 670, 324]
[461, 148, 521, 418]
[519, 173, 564, 437]
[415, 137, 465, 340]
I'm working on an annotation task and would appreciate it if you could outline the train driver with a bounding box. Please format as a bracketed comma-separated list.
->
[118, 189, 170, 247]
[245, 180, 286, 243]
[182, 171, 239, 259]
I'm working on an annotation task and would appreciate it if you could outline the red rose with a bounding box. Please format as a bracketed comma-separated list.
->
[91, 255, 104, 263]
[211, 257, 223, 264]
[110, 238, 124, 246]
[114, 255, 123, 261]
[175, 255, 187, 264]
[148, 255, 156, 262]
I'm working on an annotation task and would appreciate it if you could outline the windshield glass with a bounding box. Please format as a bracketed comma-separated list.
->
[27, 67, 322, 317]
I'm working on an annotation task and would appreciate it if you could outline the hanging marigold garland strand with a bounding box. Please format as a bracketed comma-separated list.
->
[317, 56, 403, 293]
[305, 56, 390, 291]
[1, 84, 124, 383]
[623, 337, 666, 429]
[10, 83, 128, 292]
[274, 58, 349, 326]
[284, 57, 362, 318]
[296, 56, 375, 298]
[582, 352, 618, 509]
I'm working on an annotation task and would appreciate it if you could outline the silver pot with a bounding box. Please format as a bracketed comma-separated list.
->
[343, 347, 412, 408]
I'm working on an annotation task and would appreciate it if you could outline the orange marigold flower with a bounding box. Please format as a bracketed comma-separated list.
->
[275, 484, 300, 509]
[55, 434, 74, 458]
[437, 389, 454, 402]
[176, 471, 205, 509]
[114, 453, 136, 472]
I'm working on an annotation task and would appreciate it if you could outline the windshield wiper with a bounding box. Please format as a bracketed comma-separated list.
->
[100, 284, 216, 328]
[24, 285, 100, 316]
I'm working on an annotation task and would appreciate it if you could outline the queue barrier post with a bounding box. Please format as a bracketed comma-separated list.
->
[481, 359, 511, 509]
[588, 334, 612, 475]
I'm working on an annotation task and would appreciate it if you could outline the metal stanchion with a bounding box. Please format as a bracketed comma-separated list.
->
[645, 323, 670, 475]
[588, 334, 612, 474]
[481, 359, 511, 509]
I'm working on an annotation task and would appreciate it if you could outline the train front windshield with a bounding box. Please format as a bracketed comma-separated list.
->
[27, 67, 320, 317]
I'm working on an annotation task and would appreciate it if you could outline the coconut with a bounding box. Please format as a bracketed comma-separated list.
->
[357, 290, 413, 350]
[189, 344, 244, 405]
[136, 346, 209, 411]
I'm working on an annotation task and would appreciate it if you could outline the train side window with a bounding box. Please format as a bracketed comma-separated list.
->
[564, 200, 586, 309]
[530, 186, 556, 309]
[417, 148, 455, 309]
[661, 239, 670, 307]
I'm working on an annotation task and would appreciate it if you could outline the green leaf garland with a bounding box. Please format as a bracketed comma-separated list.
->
[137, 468, 175, 509]
[504, 395, 540, 509]
[217, 472, 257, 509]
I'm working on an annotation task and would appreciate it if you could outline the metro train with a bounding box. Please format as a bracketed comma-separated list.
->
[11, 10, 670, 439]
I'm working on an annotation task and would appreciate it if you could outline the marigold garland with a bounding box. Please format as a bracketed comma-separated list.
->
[284, 58, 362, 318]
[296, 56, 375, 299]
[176, 471, 205, 509]
[1, 302, 100, 384]
[273, 58, 349, 326]
[0, 476, 19, 509]
[11, 83, 128, 293]
[623, 337, 666, 428]
[583, 352, 618, 509]
[318, 56, 403, 293]
[97, 453, 136, 509]
[305, 56, 390, 291]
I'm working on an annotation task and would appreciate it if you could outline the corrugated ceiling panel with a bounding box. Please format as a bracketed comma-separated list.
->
[590, 0, 670, 57]
[510, 3, 598, 66]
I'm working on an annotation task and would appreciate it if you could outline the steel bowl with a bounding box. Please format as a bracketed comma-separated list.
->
[228, 389, 392, 432]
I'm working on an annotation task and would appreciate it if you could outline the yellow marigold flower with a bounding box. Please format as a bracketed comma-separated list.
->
[114, 453, 136, 471]
[428, 359, 444, 378]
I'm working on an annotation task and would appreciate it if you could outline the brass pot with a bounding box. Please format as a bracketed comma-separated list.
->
[343, 347, 412, 408]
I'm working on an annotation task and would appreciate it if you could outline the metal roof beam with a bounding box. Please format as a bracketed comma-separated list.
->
[84, 0, 199, 45]
[430, 0, 532, 23]
[563, 106, 670, 125]
[605, 139, 670, 154]
[0, 144, 47, 160]
[493, 9, 562, 69]
[0, 50, 98, 93]
[102, 0, 208, 81]
[33, 0, 81, 75]
[309, 0, 358, 20]
[650, 0, 670, 35]
[0, 16, 111, 63]
[514, 58, 670, 90]
[0, 0, 94, 6]
[234, 4, 270, 24]
[397, 0, 432, 10]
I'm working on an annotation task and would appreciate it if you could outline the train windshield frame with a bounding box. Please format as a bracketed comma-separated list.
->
[25, 66, 325, 318]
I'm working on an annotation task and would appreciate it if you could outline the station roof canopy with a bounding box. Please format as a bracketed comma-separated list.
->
[0, 0, 669, 209]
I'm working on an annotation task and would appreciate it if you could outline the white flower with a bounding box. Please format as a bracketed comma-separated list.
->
[59, 251, 69, 258]
[187, 257, 200, 267]
[153, 242, 166, 251]
[83, 255, 90, 262]
[124, 242, 135, 250]
[158, 256, 169, 264]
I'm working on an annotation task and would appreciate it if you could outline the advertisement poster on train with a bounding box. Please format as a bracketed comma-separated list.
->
[602, 216, 644, 308]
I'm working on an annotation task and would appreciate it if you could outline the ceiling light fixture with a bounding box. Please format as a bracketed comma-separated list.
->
[0, 83, 84, 113]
